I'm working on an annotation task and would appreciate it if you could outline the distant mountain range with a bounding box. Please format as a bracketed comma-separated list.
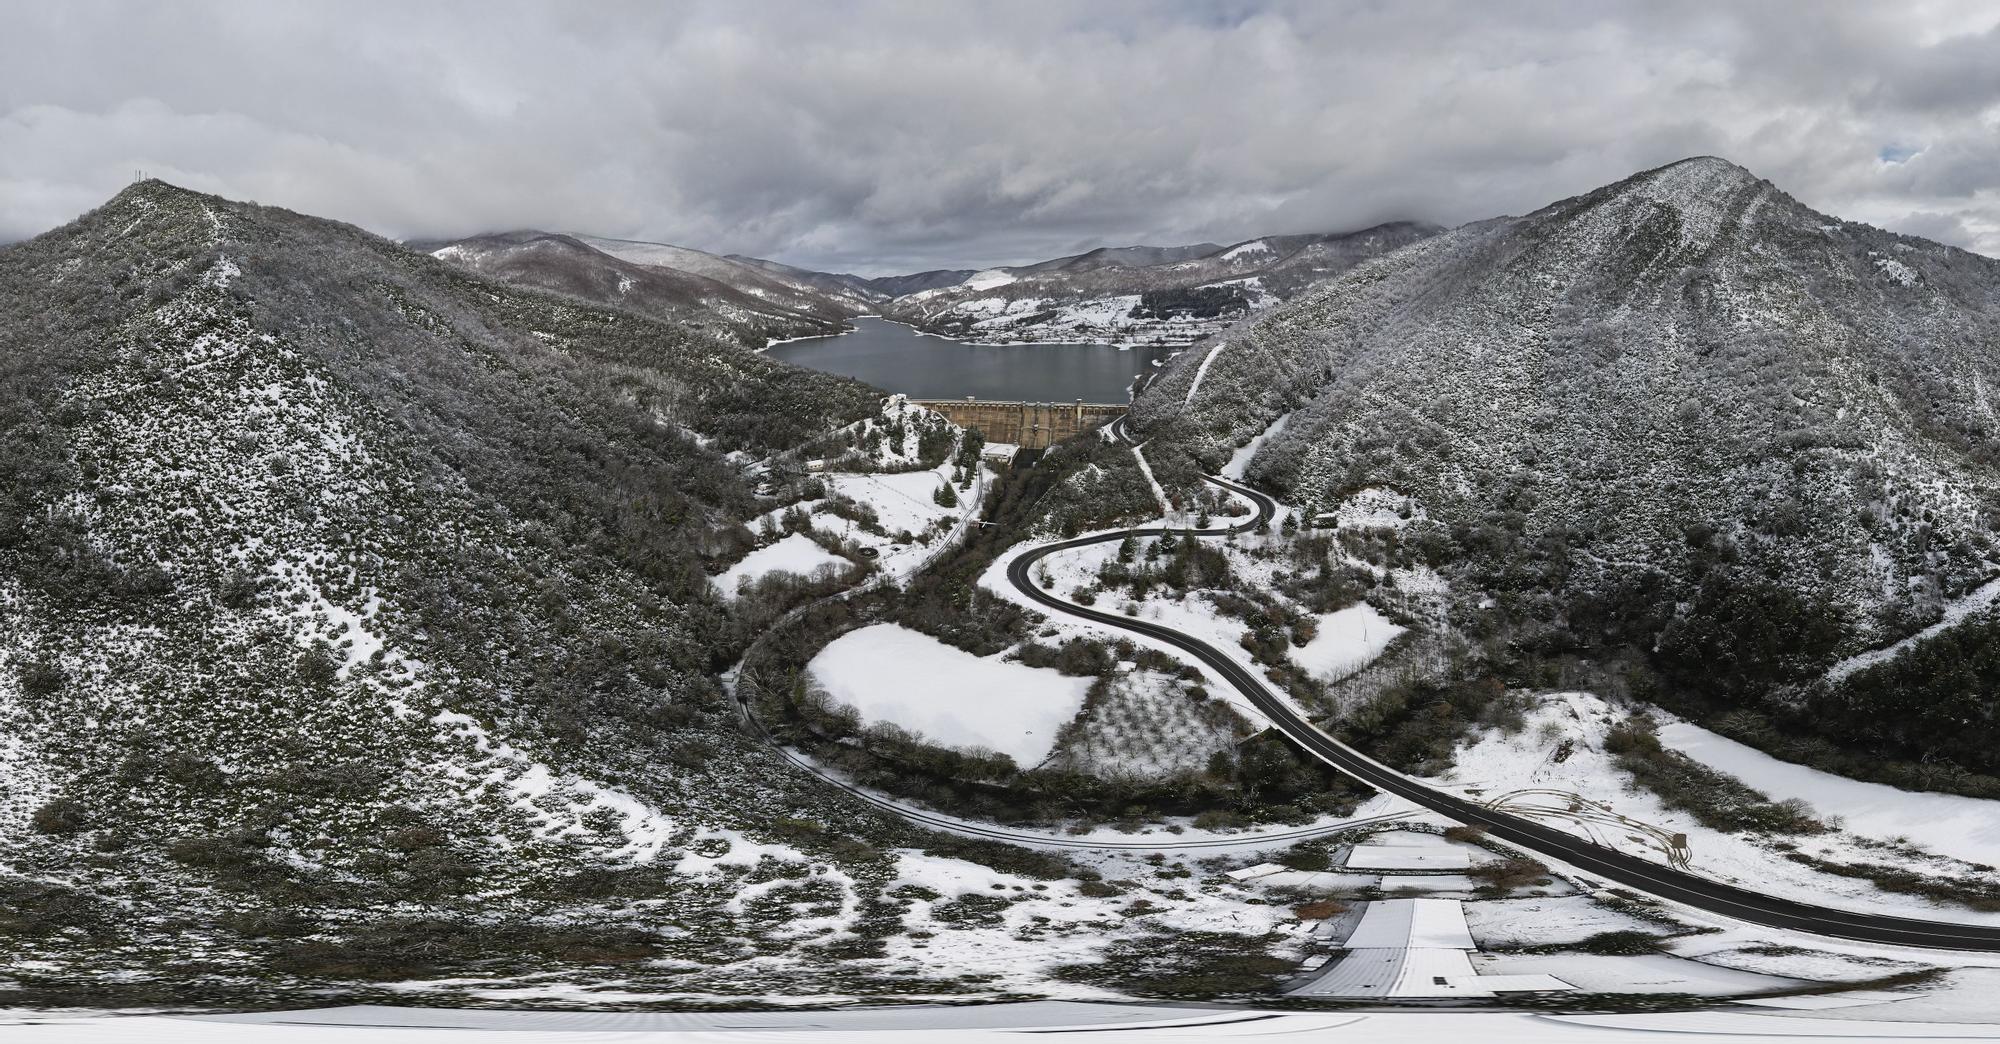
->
[429, 230, 852, 347]
[421, 224, 1442, 349]
[883, 223, 1441, 344]
[723, 254, 974, 303]
[422, 230, 984, 348]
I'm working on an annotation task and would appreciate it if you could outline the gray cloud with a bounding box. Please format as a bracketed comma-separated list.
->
[2, 0, 1998, 272]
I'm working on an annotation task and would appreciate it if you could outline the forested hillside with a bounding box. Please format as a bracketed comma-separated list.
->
[429, 230, 853, 347]
[1135, 157, 2000, 777]
[0, 181, 937, 1000]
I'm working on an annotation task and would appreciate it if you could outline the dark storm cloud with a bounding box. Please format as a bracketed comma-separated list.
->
[2, 0, 1997, 272]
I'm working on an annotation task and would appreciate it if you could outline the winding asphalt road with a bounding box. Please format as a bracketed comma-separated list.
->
[1010, 420, 2000, 952]
[727, 432, 1411, 855]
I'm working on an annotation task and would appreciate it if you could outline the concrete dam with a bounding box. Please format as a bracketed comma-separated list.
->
[911, 398, 1128, 449]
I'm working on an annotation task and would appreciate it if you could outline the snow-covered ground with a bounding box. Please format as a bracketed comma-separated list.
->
[984, 478, 1424, 724]
[24, 1005, 2000, 1039]
[1824, 577, 2000, 684]
[819, 469, 960, 549]
[1345, 830, 1478, 871]
[1327, 486, 1424, 529]
[1462, 895, 1668, 948]
[741, 397, 988, 590]
[807, 624, 1092, 765]
[1788, 967, 2000, 1024]
[1056, 668, 1240, 780]
[985, 492, 1423, 731]
[896, 283, 1271, 347]
[1220, 410, 1292, 480]
[711, 533, 848, 598]
[1658, 718, 2000, 868]
[1289, 603, 1406, 680]
[1434, 691, 2000, 926]
[801, 396, 990, 581]
[1471, 951, 1806, 995]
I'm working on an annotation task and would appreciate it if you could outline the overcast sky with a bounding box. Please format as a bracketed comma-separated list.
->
[3, 1, 1998, 273]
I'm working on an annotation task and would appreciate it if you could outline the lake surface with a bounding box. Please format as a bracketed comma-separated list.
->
[766, 317, 1182, 403]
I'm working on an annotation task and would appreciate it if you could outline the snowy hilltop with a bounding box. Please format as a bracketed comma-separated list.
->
[1135, 156, 2000, 781]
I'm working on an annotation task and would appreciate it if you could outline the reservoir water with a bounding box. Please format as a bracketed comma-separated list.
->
[766, 316, 1183, 403]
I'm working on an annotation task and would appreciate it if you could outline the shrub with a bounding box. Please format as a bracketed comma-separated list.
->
[1468, 856, 1549, 892]
[30, 797, 90, 835]
[1571, 930, 1662, 955]
[1292, 899, 1347, 919]
[1278, 846, 1332, 871]
[1613, 722, 1825, 836]
[17, 659, 65, 698]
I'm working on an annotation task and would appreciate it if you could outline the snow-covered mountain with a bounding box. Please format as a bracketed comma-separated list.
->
[574, 234, 880, 320]
[849, 267, 976, 297]
[0, 182, 1330, 1004]
[429, 230, 852, 346]
[725, 255, 978, 301]
[0, 180, 936, 994]
[1135, 156, 2000, 773]
[885, 224, 1441, 345]
[1013, 242, 1225, 274]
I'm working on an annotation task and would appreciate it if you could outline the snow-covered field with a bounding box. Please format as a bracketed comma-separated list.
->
[1658, 718, 2000, 868]
[984, 488, 1428, 731]
[712, 533, 848, 598]
[1462, 895, 1668, 948]
[1345, 830, 1478, 870]
[1055, 668, 1241, 779]
[1289, 603, 1406, 680]
[1435, 691, 2000, 926]
[807, 624, 1091, 764]
[1472, 951, 1806, 996]
[896, 284, 1271, 347]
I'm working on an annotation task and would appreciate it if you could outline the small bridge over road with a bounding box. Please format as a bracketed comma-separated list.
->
[911, 398, 1127, 449]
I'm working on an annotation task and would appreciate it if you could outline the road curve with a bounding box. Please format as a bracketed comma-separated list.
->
[1008, 450, 2000, 951]
[726, 436, 1412, 855]
[782, 738, 1410, 852]
[738, 686, 1411, 853]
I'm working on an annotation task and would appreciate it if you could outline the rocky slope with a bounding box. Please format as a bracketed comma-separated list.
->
[1135, 157, 2000, 772]
[886, 223, 1440, 345]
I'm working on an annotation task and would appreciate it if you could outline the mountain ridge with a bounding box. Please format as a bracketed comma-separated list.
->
[886, 221, 1443, 345]
[1133, 154, 2000, 774]
[429, 228, 855, 346]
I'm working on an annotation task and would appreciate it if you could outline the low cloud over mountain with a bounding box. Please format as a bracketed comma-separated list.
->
[3, 2, 1998, 271]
